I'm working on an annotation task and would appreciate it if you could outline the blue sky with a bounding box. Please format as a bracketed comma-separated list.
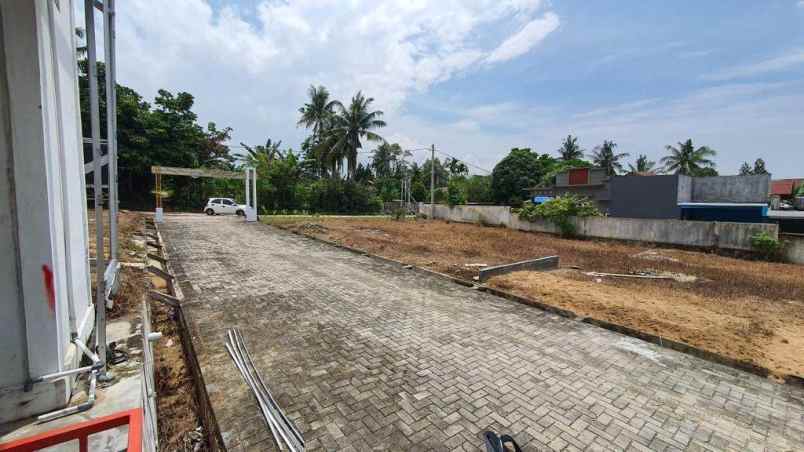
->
[109, 0, 804, 177]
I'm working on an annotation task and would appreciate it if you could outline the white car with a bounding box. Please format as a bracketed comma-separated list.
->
[204, 198, 247, 216]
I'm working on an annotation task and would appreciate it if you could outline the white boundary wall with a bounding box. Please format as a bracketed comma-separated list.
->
[419, 203, 781, 253]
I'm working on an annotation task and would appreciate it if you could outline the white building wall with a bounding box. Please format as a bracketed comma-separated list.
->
[0, 0, 92, 423]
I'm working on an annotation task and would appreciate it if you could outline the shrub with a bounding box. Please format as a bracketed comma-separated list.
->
[447, 178, 467, 206]
[518, 195, 600, 237]
[750, 231, 783, 261]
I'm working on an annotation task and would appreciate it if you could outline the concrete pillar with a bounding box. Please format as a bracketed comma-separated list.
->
[0, 0, 93, 423]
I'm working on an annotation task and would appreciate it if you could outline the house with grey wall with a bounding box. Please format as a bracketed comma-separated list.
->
[610, 174, 770, 222]
[534, 167, 771, 223]
[529, 167, 612, 212]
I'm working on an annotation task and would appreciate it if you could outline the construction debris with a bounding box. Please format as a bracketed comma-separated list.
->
[225, 329, 304, 452]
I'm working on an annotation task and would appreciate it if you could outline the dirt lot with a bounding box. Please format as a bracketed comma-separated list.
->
[93, 211, 206, 450]
[267, 216, 804, 380]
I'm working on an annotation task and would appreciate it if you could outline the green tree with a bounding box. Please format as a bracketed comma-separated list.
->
[239, 139, 284, 167]
[660, 139, 717, 176]
[591, 140, 629, 176]
[447, 177, 467, 206]
[319, 91, 386, 178]
[557, 135, 584, 161]
[297, 85, 336, 141]
[491, 148, 557, 205]
[464, 175, 493, 203]
[628, 154, 657, 175]
[371, 142, 404, 178]
[752, 158, 768, 175]
[421, 158, 449, 191]
[444, 157, 469, 178]
[739, 162, 753, 175]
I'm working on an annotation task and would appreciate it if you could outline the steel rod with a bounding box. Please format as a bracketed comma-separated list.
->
[103, 0, 118, 261]
[84, 0, 107, 376]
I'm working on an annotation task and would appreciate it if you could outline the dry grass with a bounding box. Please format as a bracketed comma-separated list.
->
[269, 216, 804, 378]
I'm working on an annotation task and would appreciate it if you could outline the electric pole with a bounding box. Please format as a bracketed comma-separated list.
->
[430, 144, 435, 219]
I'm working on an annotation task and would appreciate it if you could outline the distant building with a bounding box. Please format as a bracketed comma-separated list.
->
[531, 169, 771, 223]
[529, 167, 611, 212]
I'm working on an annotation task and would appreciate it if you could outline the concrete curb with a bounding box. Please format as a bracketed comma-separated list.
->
[478, 256, 559, 283]
[268, 222, 800, 385]
[148, 217, 226, 451]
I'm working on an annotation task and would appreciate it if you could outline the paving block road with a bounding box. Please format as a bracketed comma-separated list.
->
[160, 214, 804, 451]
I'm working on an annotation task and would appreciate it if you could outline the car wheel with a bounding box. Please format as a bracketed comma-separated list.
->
[205, 208, 215, 215]
[236, 209, 245, 217]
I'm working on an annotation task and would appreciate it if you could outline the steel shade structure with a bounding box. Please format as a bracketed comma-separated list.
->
[151, 166, 257, 222]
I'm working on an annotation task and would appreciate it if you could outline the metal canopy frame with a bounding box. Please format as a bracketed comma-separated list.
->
[83, 0, 117, 381]
[150, 166, 257, 221]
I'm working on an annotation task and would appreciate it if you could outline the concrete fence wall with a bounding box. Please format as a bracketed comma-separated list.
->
[419, 203, 782, 253]
[783, 235, 804, 265]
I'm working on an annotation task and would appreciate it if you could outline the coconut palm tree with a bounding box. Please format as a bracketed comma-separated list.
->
[661, 139, 717, 176]
[297, 85, 337, 140]
[627, 154, 657, 175]
[322, 91, 386, 178]
[239, 139, 284, 167]
[557, 135, 584, 161]
[591, 140, 629, 176]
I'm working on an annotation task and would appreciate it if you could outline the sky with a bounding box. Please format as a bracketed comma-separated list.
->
[94, 0, 804, 177]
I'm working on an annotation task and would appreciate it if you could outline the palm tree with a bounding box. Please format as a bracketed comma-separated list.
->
[591, 140, 629, 176]
[321, 91, 386, 178]
[371, 142, 404, 178]
[628, 154, 657, 175]
[297, 85, 337, 140]
[239, 139, 284, 167]
[661, 139, 717, 176]
[444, 157, 469, 177]
[557, 135, 584, 161]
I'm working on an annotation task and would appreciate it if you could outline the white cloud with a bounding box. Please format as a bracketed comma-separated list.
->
[408, 81, 804, 178]
[107, 0, 557, 152]
[701, 49, 804, 81]
[486, 12, 559, 63]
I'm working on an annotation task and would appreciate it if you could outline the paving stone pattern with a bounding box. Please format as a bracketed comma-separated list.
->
[160, 215, 804, 451]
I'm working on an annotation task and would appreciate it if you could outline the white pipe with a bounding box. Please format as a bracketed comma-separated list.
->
[37, 370, 98, 423]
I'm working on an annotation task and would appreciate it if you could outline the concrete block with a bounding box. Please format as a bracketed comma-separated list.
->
[478, 256, 559, 282]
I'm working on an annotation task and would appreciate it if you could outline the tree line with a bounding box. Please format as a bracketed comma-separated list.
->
[80, 62, 765, 212]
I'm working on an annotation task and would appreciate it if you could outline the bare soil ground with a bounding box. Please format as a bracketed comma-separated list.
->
[267, 216, 804, 380]
[92, 211, 206, 450]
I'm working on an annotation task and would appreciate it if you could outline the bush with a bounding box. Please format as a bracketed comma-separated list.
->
[750, 231, 783, 261]
[518, 195, 600, 237]
[305, 179, 382, 214]
[447, 178, 467, 206]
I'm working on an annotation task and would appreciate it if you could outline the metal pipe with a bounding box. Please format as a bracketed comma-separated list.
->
[37, 370, 98, 423]
[226, 330, 303, 452]
[235, 330, 304, 447]
[104, 0, 118, 261]
[430, 144, 435, 219]
[84, 0, 108, 377]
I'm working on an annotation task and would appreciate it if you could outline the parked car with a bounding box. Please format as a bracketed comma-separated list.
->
[204, 198, 247, 216]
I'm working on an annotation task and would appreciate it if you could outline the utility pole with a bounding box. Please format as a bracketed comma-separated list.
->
[430, 144, 435, 219]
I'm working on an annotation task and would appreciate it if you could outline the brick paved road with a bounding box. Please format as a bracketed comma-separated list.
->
[160, 215, 804, 451]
